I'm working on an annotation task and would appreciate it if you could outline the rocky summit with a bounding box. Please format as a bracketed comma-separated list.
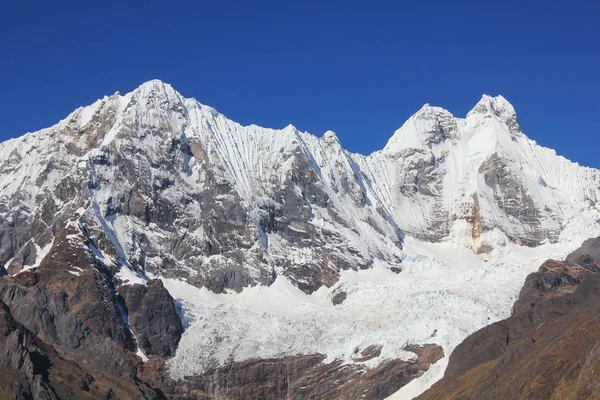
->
[1, 80, 600, 399]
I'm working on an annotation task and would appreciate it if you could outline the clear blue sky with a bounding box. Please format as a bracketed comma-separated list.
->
[2, 1, 599, 166]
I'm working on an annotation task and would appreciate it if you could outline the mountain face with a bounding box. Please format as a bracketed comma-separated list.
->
[1, 80, 600, 399]
[417, 237, 600, 400]
[368, 96, 600, 250]
[0, 80, 404, 295]
[2, 81, 599, 291]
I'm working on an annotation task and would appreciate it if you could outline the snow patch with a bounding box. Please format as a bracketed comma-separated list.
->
[117, 266, 147, 286]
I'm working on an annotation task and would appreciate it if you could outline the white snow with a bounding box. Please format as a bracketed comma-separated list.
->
[116, 266, 147, 286]
[136, 347, 149, 362]
[130, 329, 150, 363]
[353, 95, 600, 249]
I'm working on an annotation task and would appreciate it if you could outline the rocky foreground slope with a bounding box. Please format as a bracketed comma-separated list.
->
[418, 237, 600, 400]
[2, 80, 600, 399]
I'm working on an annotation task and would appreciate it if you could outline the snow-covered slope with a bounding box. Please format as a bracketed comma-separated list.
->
[1, 80, 600, 398]
[0, 80, 405, 294]
[355, 95, 600, 252]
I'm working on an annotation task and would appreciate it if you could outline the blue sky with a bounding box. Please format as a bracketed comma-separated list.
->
[1, 1, 599, 166]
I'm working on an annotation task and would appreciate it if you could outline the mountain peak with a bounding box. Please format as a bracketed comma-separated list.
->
[468, 94, 516, 119]
[467, 94, 521, 134]
[124, 79, 187, 118]
[131, 79, 183, 102]
[135, 78, 173, 91]
[382, 104, 456, 154]
[321, 130, 340, 145]
[413, 103, 453, 119]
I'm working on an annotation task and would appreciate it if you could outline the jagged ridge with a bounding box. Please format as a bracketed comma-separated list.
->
[1, 80, 599, 295]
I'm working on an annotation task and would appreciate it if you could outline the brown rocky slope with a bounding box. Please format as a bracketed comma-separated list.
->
[418, 237, 600, 400]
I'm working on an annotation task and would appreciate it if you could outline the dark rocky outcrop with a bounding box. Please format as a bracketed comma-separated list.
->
[0, 219, 185, 399]
[120, 279, 184, 357]
[0, 222, 141, 375]
[331, 289, 347, 305]
[140, 344, 443, 400]
[353, 344, 383, 362]
[418, 237, 600, 400]
[0, 299, 162, 400]
[5, 239, 37, 275]
[565, 236, 600, 272]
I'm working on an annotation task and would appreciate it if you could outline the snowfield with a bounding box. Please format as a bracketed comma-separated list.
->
[163, 210, 600, 399]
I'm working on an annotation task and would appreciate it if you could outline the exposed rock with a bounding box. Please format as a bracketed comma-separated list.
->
[353, 344, 383, 362]
[478, 153, 558, 246]
[0, 284, 163, 400]
[566, 236, 600, 272]
[511, 259, 586, 315]
[0, 242, 136, 380]
[6, 239, 37, 275]
[120, 279, 184, 357]
[0, 219, 181, 399]
[331, 290, 347, 305]
[141, 344, 443, 400]
[0, 300, 57, 400]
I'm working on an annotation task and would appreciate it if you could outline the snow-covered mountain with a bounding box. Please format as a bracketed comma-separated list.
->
[360, 95, 600, 251]
[1, 80, 600, 399]
[3, 80, 598, 283]
[0, 80, 405, 294]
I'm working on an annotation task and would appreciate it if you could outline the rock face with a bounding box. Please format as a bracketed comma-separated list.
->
[0, 223, 135, 378]
[0, 217, 180, 399]
[565, 236, 600, 273]
[418, 237, 600, 400]
[120, 279, 184, 357]
[139, 344, 443, 400]
[0, 298, 162, 400]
